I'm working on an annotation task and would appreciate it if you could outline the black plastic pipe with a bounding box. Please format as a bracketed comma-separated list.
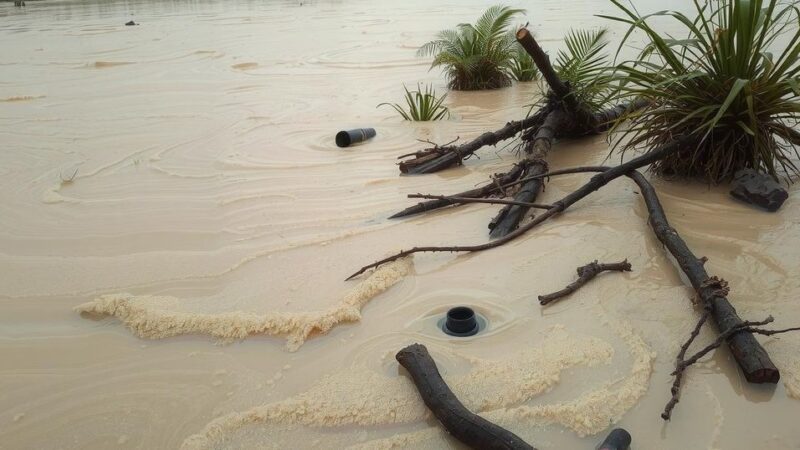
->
[443, 306, 479, 337]
[597, 428, 631, 450]
[336, 128, 376, 147]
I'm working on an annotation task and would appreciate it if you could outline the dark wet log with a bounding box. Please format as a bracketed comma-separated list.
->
[530, 109, 568, 155]
[597, 428, 632, 450]
[592, 98, 650, 132]
[390, 162, 530, 219]
[515, 28, 569, 99]
[489, 159, 548, 238]
[396, 344, 535, 450]
[400, 109, 548, 174]
[538, 259, 632, 305]
[628, 169, 780, 384]
[347, 138, 689, 280]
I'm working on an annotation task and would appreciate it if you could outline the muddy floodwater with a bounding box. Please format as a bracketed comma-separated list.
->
[2, 0, 800, 448]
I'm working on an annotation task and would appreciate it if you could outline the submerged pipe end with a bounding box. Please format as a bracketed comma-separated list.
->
[335, 131, 352, 147]
[336, 128, 376, 148]
[443, 306, 479, 337]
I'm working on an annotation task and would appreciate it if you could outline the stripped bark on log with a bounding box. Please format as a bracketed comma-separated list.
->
[396, 344, 535, 450]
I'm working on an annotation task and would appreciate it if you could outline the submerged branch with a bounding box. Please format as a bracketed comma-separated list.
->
[538, 259, 632, 305]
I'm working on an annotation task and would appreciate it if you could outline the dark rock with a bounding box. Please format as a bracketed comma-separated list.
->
[125, 20, 137, 26]
[729, 168, 788, 212]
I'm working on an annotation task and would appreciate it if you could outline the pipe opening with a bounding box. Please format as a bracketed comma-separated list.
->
[442, 306, 480, 337]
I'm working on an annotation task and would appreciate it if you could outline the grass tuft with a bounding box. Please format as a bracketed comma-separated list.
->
[603, 0, 800, 182]
[378, 84, 450, 121]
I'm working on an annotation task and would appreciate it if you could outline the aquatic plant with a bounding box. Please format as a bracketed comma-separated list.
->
[417, 5, 524, 90]
[378, 84, 450, 121]
[604, 0, 800, 182]
[509, 45, 540, 82]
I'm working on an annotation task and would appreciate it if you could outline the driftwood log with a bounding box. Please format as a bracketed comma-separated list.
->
[539, 260, 632, 305]
[396, 344, 535, 450]
[628, 169, 779, 384]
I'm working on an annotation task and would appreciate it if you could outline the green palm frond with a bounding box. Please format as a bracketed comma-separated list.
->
[417, 5, 525, 90]
[552, 28, 614, 111]
[556, 28, 609, 84]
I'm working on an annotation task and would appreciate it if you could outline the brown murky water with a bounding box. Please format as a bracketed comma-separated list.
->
[2, 0, 800, 448]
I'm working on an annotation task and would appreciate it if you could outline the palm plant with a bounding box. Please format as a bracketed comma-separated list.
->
[603, 0, 800, 182]
[417, 5, 524, 90]
[378, 84, 450, 121]
[509, 45, 540, 81]
[555, 28, 615, 113]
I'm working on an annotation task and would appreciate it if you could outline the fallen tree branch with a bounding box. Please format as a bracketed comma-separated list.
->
[515, 27, 570, 100]
[396, 343, 535, 450]
[390, 162, 532, 219]
[347, 137, 688, 280]
[592, 98, 650, 132]
[538, 259, 632, 305]
[662, 309, 711, 420]
[399, 108, 550, 174]
[407, 194, 552, 210]
[629, 169, 780, 384]
[663, 314, 800, 420]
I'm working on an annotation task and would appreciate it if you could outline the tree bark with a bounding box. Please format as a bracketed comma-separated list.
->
[396, 344, 535, 450]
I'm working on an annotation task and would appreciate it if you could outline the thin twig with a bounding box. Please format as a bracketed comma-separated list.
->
[662, 309, 711, 420]
[408, 194, 553, 210]
[663, 315, 800, 420]
[538, 259, 632, 305]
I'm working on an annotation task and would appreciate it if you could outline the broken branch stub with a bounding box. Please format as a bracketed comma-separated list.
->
[396, 344, 535, 450]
